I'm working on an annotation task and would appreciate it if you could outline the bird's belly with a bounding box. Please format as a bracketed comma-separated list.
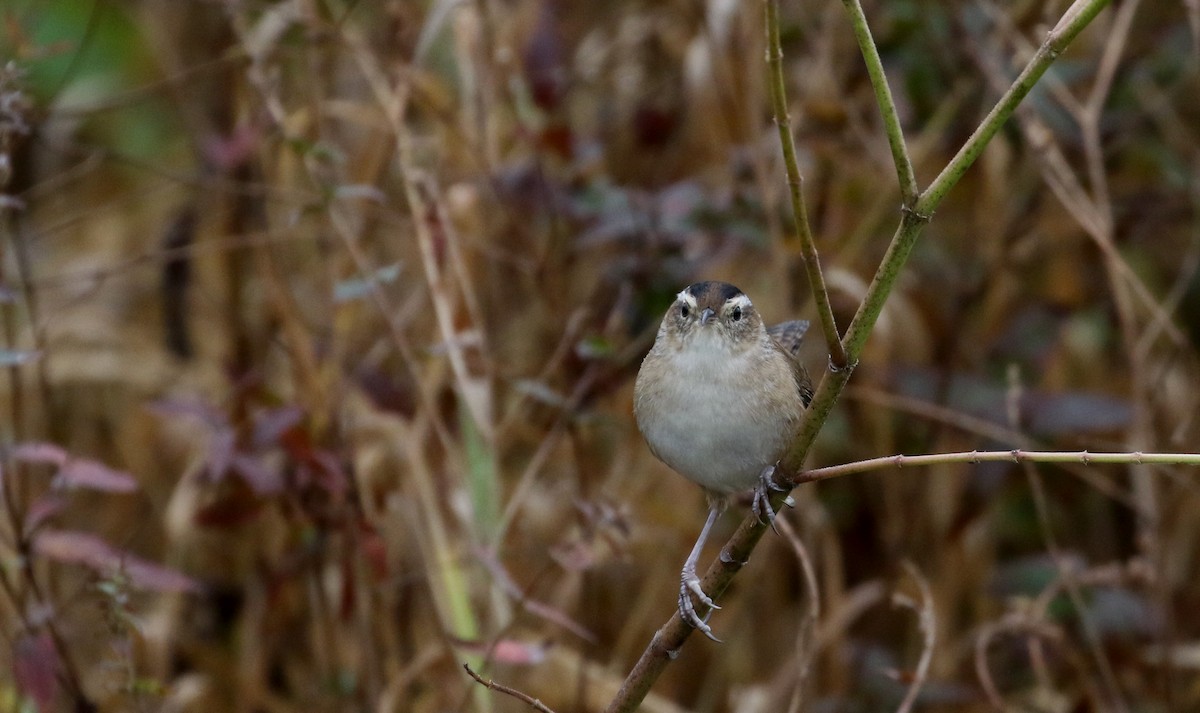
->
[641, 375, 789, 493]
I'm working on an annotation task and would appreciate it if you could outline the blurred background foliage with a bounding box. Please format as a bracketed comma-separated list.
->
[1, 0, 1199, 711]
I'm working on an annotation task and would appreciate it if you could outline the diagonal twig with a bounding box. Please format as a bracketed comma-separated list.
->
[464, 663, 558, 713]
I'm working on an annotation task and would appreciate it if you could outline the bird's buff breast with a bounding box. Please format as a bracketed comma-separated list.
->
[634, 340, 797, 494]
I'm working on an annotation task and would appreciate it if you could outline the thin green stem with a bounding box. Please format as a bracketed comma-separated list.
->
[765, 0, 847, 367]
[841, 0, 919, 205]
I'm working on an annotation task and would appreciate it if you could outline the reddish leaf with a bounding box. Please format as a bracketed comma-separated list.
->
[358, 524, 389, 581]
[539, 124, 573, 159]
[12, 631, 60, 712]
[278, 420, 315, 459]
[33, 530, 201, 593]
[193, 491, 265, 527]
[633, 105, 680, 148]
[339, 555, 357, 621]
[280, 425, 348, 494]
[55, 459, 138, 493]
[12, 442, 68, 467]
[354, 364, 416, 417]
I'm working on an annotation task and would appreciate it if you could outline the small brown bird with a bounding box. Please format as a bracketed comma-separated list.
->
[634, 281, 812, 639]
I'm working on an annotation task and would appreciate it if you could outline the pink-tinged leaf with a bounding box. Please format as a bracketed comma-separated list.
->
[22, 495, 66, 538]
[230, 454, 284, 494]
[54, 459, 138, 493]
[12, 631, 61, 712]
[33, 530, 202, 594]
[147, 398, 226, 427]
[203, 123, 261, 171]
[252, 406, 304, 448]
[205, 427, 237, 483]
[309, 449, 348, 494]
[450, 637, 550, 666]
[549, 540, 598, 572]
[12, 442, 68, 467]
[491, 639, 549, 665]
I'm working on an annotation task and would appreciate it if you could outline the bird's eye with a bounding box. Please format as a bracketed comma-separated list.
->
[731, 306, 742, 321]
[680, 305, 690, 318]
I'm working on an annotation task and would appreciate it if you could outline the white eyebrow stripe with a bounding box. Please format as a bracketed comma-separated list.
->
[726, 293, 753, 310]
[678, 289, 698, 307]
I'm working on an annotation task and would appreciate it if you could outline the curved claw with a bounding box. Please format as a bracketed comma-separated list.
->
[680, 566, 721, 641]
[679, 582, 722, 641]
[752, 465, 787, 531]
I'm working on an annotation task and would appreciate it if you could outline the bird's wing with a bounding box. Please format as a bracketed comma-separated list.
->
[767, 320, 814, 407]
[766, 320, 810, 355]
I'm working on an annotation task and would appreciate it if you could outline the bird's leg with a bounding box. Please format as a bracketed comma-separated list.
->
[752, 464, 791, 531]
[679, 504, 723, 641]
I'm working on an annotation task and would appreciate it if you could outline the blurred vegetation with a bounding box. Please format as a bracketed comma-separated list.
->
[1, 0, 1199, 711]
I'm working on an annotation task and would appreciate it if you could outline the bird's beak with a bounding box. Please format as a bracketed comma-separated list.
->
[700, 308, 716, 325]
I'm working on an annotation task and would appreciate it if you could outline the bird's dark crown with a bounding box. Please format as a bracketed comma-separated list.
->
[685, 281, 744, 309]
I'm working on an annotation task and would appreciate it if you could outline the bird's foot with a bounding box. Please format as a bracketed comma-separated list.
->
[679, 561, 721, 642]
[752, 465, 790, 531]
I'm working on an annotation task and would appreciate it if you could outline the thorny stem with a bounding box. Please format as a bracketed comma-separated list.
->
[605, 1, 1115, 710]
[797, 450, 1200, 485]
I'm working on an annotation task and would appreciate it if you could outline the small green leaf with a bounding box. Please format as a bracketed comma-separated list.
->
[575, 335, 615, 359]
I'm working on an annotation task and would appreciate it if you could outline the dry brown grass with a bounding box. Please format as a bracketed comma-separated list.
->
[2, 1, 1200, 711]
